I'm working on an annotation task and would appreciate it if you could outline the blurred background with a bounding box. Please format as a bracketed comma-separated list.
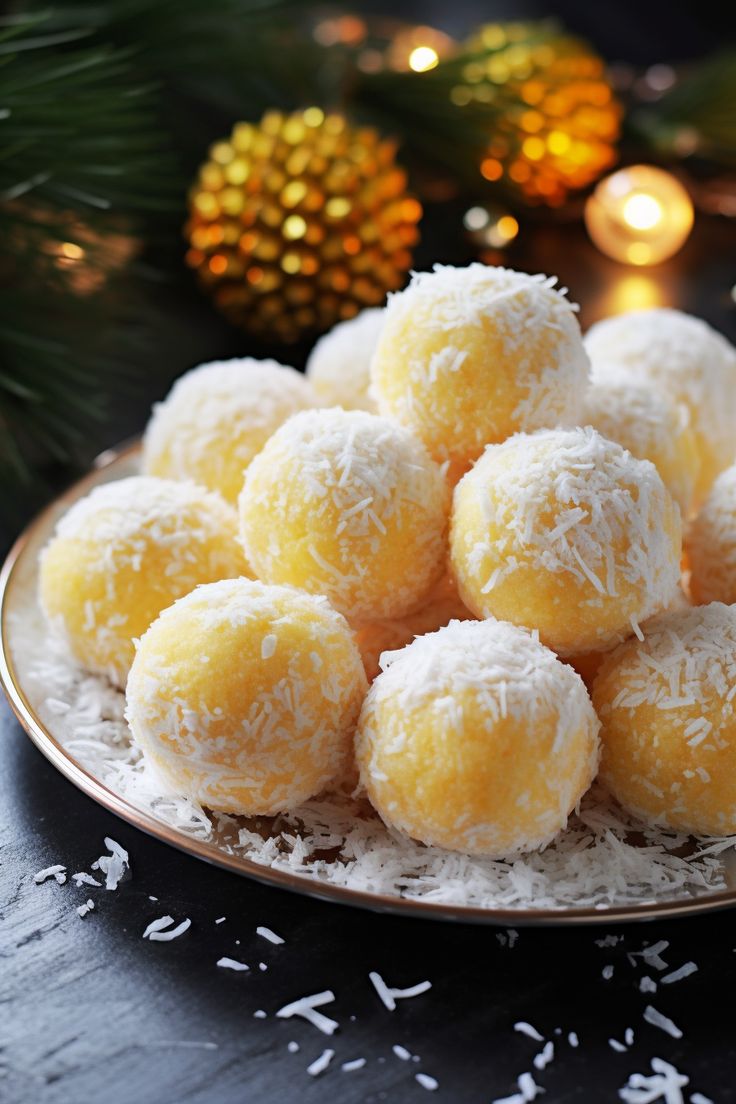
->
[1, 0, 735, 545]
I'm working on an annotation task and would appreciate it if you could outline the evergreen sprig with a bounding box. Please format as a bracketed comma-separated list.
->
[0, 10, 178, 527]
[628, 49, 736, 166]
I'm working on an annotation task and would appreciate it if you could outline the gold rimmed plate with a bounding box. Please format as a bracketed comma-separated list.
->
[2, 441, 736, 925]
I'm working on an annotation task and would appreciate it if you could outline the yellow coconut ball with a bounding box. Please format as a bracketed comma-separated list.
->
[593, 603, 736, 836]
[40, 477, 247, 687]
[687, 464, 736, 605]
[356, 619, 600, 856]
[582, 373, 699, 516]
[126, 579, 367, 815]
[352, 574, 474, 682]
[370, 263, 590, 471]
[306, 308, 383, 412]
[450, 427, 682, 657]
[239, 408, 450, 621]
[143, 357, 319, 504]
[585, 309, 736, 504]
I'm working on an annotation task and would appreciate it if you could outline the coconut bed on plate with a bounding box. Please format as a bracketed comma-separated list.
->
[10, 610, 736, 913]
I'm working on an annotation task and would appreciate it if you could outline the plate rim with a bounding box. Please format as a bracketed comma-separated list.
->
[3, 442, 736, 926]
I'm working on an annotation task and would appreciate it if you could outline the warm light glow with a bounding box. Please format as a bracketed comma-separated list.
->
[408, 45, 440, 72]
[463, 206, 519, 249]
[622, 193, 663, 231]
[60, 241, 84, 261]
[598, 274, 666, 316]
[584, 164, 694, 266]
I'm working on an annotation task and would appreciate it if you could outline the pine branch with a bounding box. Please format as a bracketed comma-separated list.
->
[0, 11, 179, 529]
[628, 50, 736, 165]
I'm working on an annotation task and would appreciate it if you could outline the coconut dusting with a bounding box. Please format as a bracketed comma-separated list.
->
[13, 614, 736, 914]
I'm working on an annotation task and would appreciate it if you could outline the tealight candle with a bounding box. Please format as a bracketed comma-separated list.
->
[584, 164, 694, 265]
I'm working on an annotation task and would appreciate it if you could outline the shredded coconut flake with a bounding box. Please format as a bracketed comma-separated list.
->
[619, 1057, 689, 1104]
[342, 1058, 366, 1071]
[276, 991, 338, 1036]
[307, 1048, 334, 1077]
[533, 1042, 554, 1070]
[96, 837, 129, 891]
[217, 957, 249, 971]
[416, 1073, 439, 1092]
[515, 1023, 545, 1043]
[643, 1005, 683, 1040]
[256, 925, 285, 945]
[72, 871, 102, 887]
[661, 962, 698, 985]
[369, 972, 431, 1011]
[34, 865, 67, 885]
[143, 916, 191, 942]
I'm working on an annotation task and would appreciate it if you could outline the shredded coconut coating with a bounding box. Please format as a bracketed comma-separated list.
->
[593, 602, 736, 836]
[125, 578, 367, 815]
[567, 585, 691, 690]
[143, 358, 319, 504]
[352, 574, 474, 682]
[39, 476, 247, 687]
[585, 309, 736, 504]
[370, 263, 590, 468]
[450, 426, 682, 657]
[686, 464, 736, 605]
[582, 375, 699, 516]
[356, 619, 600, 856]
[239, 408, 450, 621]
[306, 308, 383, 413]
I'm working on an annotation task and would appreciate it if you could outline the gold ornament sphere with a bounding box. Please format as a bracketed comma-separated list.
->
[186, 108, 422, 343]
[461, 21, 621, 206]
[584, 164, 694, 266]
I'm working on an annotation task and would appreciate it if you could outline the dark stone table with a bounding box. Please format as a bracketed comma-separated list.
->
[3, 698, 736, 1103]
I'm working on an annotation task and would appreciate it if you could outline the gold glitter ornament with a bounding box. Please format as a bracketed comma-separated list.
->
[185, 108, 422, 343]
[462, 22, 621, 206]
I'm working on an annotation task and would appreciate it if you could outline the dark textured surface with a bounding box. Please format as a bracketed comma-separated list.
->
[3, 698, 736, 1104]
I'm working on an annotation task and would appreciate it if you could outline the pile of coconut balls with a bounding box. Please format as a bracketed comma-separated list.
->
[39, 264, 736, 857]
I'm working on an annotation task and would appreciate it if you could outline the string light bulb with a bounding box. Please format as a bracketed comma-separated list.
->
[584, 164, 694, 265]
[386, 25, 455, 72]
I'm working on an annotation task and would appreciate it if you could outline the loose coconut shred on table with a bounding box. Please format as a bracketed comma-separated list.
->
[18, 625, 736, 913]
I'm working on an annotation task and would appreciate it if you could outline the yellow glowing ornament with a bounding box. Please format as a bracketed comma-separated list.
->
[186, 109, 422, 343]
[584, 165, 694, 265]
[461, 22, 621, 206]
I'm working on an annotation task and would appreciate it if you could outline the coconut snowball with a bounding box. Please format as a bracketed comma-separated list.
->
[593, 602, 736, 836]
[306, 308, 383, 412]
[239, 408, 450, 622]
[585, 309, 736, 504]
[126, 578, 367, 815]
[355, 618, 600, 856]
[687, 464, 736, 605]
[370, 263, 590, 472]
[582, 373, 698, 516]
[450, 426, 682, 657]
[143, 358, 319, 503]
[39, 477, 247, 687]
